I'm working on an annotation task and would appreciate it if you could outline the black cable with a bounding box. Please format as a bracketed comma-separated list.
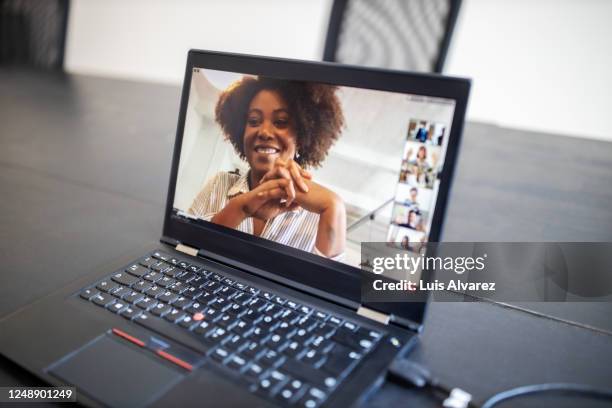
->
[387, 359, 612, 408]
[480, 383, 612, 408]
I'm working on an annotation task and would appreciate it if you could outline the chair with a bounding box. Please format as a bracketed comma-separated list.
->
[0, 0, 70, 69]
[323, 0, 462, 73]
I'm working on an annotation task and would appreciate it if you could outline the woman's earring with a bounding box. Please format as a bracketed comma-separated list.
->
[295, 151, 300, 160]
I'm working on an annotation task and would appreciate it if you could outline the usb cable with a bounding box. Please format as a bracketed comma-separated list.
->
[386, 359, 612, 408]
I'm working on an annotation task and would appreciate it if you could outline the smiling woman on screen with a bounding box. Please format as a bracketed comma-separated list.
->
[188, 76, 346, 259]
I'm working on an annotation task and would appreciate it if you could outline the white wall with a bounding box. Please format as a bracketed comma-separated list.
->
[65, 0, 612, 141]
[65, 0, 332, 84]
[445, 0, 612, 141]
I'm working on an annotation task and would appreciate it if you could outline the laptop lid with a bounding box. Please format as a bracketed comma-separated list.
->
[162, 50, 470, 329]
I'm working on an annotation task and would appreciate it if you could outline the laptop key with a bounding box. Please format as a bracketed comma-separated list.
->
[232, 292, 252, 306]
[342, 321, 358, 331]
[92, 293, 116, 307]
[203, 307, 221, 322]
[259, 315, 279, 332]
[313, 323, 337, 339]
[276, 380, 304, 404]
[157, 276, 176, 288]
[145, 285, 164, 298]
[298, 387, 327, 408]
[96, 280, 116, 293]
[226, 354, 248, 371]
[120, 306, 142, 320]
[283, 341, 301, 358]
[357, 327, 383, 342]
[321, 344, 360, 377]
[79, 288, 98, 300]
[218, 313, 238, 329]
[108, 301, 128, 314]
[297, 316, 319, 332]
[259, 350, 285, 367]
[151, 251, 171, 261]
[135, 296, 157, 310]
[332, 327, 373, 351]
[203, 280, 222, 292]
[187, 265, 202, 273]
[262, 304, 284, 319]
[293, 328, 313, 344]
[162, 266, 180, 278]
[299, 305, 313, 315]
[260, 291, 275, 301]
[258, 370, 289, 395]
[275, 322, 297, 338]
[133, 280, 153, 293]
[151, 261, 170, 273]
[178, 272, 198, 283]
[185, 302, 205, 314]
[281, 359, 336, 389]
[184, 286, 203, 299]
[173, 296, 193, 309]
[139, 256, 157, 267]
[110, 286, 132, 299]
[219, 286, 237, 298]
[233, 281, 248, 291]
[224, 332, 245, 348]
[232, 320, 253, 337]
[250, 326, 271, 344]
[301, 348, 326, 367]
[248, 297, 267, 312]
[168, 281, 188, 294]
[151, 303, 172, 317]
[243, 309, 262, 323]
[123, 291, 144, 304]
[243, 340, 266, 359]
[143, 271, 163, 282]
[273, 296, 287, 306]
[313, 310, 329, 321]
[266, 333, 287, 350]
[163, 308, 185, 323]
[206, 326, 228, 343]
[111, 272, 140, 287]
[211, 347, 231, 363]
[244, 361, 266, 380]
[280, 309, 300, 324]
[189, 275, 206, 287]
[210, 273, 224, 282]
[126, 264, 149, 277]
[192, 320, 210, 334]
[158, 291, 179, 304]
[286, 300, 300, 310]
[226, 303, 247, 318]
[328, 316, 343, 326]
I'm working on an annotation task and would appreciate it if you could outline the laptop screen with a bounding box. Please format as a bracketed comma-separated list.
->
[171, 67, 456, 272]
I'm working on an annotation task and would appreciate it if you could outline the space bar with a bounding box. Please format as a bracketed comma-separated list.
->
[133, 313, 209, 355]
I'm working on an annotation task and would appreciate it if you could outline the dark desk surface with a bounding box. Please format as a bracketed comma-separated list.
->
[1, 69, 612, 407]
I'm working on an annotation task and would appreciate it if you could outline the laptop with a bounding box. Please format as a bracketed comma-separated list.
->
[0, 50, 470, 407]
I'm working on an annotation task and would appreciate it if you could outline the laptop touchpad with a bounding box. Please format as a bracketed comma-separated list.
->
[48, 334, 184, 407]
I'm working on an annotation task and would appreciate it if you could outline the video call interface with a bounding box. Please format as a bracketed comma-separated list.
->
[172, 67, 456, 269]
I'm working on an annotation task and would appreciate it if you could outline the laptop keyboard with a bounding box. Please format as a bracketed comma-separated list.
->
[78, 250, 385, 407]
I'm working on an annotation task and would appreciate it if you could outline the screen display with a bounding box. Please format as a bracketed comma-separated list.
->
[172, 67, 456, 271]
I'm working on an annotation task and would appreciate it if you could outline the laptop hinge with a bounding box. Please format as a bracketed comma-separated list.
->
[357, 306, 390, 325]
[175, 243, 199, 257]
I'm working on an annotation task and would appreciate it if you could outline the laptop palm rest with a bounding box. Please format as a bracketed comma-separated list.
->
[48, 334, 184, 407]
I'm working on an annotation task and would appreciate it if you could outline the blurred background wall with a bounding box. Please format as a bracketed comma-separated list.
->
[64, 0, 612, 142]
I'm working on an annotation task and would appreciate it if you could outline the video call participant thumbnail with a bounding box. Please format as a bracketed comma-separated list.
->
[188, 77, 347, 259]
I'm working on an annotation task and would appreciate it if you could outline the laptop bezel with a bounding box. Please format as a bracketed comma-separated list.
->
[162, 49, 470, 327]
